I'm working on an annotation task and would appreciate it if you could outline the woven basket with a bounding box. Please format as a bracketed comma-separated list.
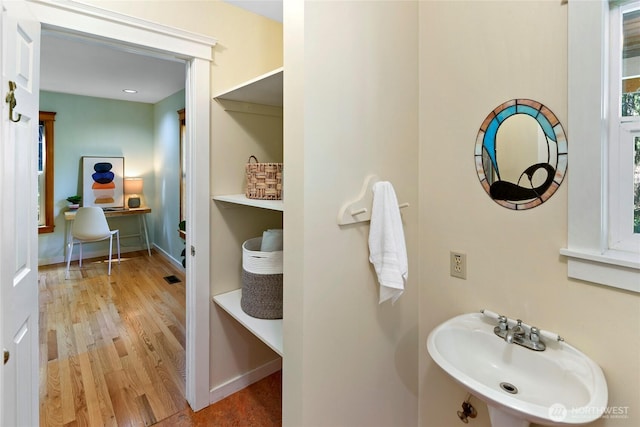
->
[241, 270, 283, 319]
[245, 155, 283, 200]
[240, 237, 283, 319]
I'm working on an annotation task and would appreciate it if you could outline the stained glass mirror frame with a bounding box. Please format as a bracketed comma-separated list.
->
[475, 99, 568, 210]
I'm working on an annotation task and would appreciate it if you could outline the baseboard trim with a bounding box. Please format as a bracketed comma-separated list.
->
[38, 246, 146, 266]
[209, 358, 282, 405]
[152, 244, 184, 271]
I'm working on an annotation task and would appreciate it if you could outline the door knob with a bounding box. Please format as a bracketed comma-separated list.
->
[3, 349, 9, 365]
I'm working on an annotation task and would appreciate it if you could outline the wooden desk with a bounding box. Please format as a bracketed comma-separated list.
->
[65, 208, 152, 256]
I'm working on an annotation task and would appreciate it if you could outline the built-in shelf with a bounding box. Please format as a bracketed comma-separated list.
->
[213, 67, 283, 107]
[213, 289, 283, 357]
[212, 67, 285, 360]
[213, 194, 284, 212]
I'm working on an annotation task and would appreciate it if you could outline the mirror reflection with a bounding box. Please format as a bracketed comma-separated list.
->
[475, 99, 567, 210]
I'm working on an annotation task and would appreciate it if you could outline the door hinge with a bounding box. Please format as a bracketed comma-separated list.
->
[191, 245, 195, 256]
[3, 349, 9, 365]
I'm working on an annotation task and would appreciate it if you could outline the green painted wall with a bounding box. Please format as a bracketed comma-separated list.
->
[38, 91, 184, 265]
[153, 89, 185, 264]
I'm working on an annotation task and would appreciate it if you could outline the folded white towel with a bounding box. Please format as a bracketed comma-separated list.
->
[368, 181, 408, 304]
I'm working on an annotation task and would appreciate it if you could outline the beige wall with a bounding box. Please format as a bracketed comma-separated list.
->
[419, 2, 639, 427]
[83, 0, 283, 93]
[284, 1, 419, 425]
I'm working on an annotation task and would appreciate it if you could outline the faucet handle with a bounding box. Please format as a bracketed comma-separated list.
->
[498, 315, 508, 330]
[530, 326, 540, 342]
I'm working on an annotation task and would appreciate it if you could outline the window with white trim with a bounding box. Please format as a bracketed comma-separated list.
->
[563, 0, 640, 293]
[610, 1, 640, 252]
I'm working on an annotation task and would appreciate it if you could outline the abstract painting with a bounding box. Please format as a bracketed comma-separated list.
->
[82, 156, 125, 208]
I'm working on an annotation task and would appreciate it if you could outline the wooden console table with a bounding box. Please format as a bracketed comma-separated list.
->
[64, 208, 152, 256]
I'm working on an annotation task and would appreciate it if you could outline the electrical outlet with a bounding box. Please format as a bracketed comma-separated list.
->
[450, 251, 467, 279]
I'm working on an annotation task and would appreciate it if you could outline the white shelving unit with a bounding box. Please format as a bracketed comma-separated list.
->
[213, 289, 283, 357]
[213, 67, 283, 106]
[212, 67, 285, 357]
[212, 194, 283, 211]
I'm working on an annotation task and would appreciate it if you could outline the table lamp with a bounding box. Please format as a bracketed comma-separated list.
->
[124, 177, 143, 208]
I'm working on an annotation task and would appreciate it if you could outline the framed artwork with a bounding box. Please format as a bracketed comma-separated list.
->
[82, 156, 125, 208]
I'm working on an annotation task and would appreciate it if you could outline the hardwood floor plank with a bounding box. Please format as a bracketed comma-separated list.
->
[57, 358, 75, 424]
[119, 346, 154, 395]
[104, 370, 142, 427]
[48, 329, 58, 361]
[87, 347, 118, 426]
[68, 354, 87, 424]
[44, 360, 62, 427]
[93, 336, 123, 377]
[135, 393, 157, 426]
[113, 336, 128, 358]
[78, 352, 103, 426]
[141, 380, 185, 423]
[56, 308, 76, 360]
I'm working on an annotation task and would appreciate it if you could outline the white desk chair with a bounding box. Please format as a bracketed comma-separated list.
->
[65, 207, 120, 279]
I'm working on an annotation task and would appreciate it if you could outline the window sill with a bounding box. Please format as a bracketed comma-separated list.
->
[560, 248, 640, 293]
[38, 225, 55, 234]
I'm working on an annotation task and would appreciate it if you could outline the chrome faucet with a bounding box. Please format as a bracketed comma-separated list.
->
[493, 316, 546, 351]
[505, 320, 525, 343]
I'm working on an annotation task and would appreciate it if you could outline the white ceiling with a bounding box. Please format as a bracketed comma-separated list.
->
[225, 0, 282, 23]
[40, 31, 187, 104]
[40, 1, 282, 104]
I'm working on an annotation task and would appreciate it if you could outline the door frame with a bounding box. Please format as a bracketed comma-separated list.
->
[27, 0, 215, 411]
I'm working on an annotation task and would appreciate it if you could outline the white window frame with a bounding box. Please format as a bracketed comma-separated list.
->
[609, 1, 640, 253]
[562, 0, 640, 293]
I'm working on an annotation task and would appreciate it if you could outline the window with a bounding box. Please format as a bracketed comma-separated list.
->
[563, 0, 640, 292]
[609, 1, 640, 252]
[38, 111, 56, 234]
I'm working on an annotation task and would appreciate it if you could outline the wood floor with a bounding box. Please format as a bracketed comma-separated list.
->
[38, 250, 281, 426]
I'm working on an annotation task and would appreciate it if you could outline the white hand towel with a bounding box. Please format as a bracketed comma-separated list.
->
[368, 181, 408, 304]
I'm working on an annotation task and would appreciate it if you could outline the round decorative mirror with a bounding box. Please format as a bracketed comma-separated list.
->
[475, 99, 567, 210]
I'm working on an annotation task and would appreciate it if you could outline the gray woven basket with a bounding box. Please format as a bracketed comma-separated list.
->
[240, 269, 283, 319]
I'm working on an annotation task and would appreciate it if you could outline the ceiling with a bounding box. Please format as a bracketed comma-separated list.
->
[40, 1, 283, 104]
[40, 32, 187, 104]
[225, 0, 282, 23]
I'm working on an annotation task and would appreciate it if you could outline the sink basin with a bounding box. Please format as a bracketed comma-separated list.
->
[427, 312, 608, 427]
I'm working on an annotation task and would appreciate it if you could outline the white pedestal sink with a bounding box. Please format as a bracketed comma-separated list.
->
[487, 406, 531, 427]
[427, 312, 608, 427]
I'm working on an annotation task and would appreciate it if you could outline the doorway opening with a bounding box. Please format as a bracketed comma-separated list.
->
[29, 0, 214, 415]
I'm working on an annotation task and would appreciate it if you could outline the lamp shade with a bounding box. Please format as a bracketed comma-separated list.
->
[124, 177, 143, 195]
[124, 177, 143, 208]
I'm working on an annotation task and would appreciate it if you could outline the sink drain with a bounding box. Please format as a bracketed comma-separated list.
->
[499, 382, 518, 394]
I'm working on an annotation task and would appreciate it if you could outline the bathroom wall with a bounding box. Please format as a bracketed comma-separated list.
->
[284, 1, 420, 425]
[418, 2, 639, 427]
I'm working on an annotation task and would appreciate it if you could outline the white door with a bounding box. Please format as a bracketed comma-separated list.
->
[0, 0, 40, 425]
